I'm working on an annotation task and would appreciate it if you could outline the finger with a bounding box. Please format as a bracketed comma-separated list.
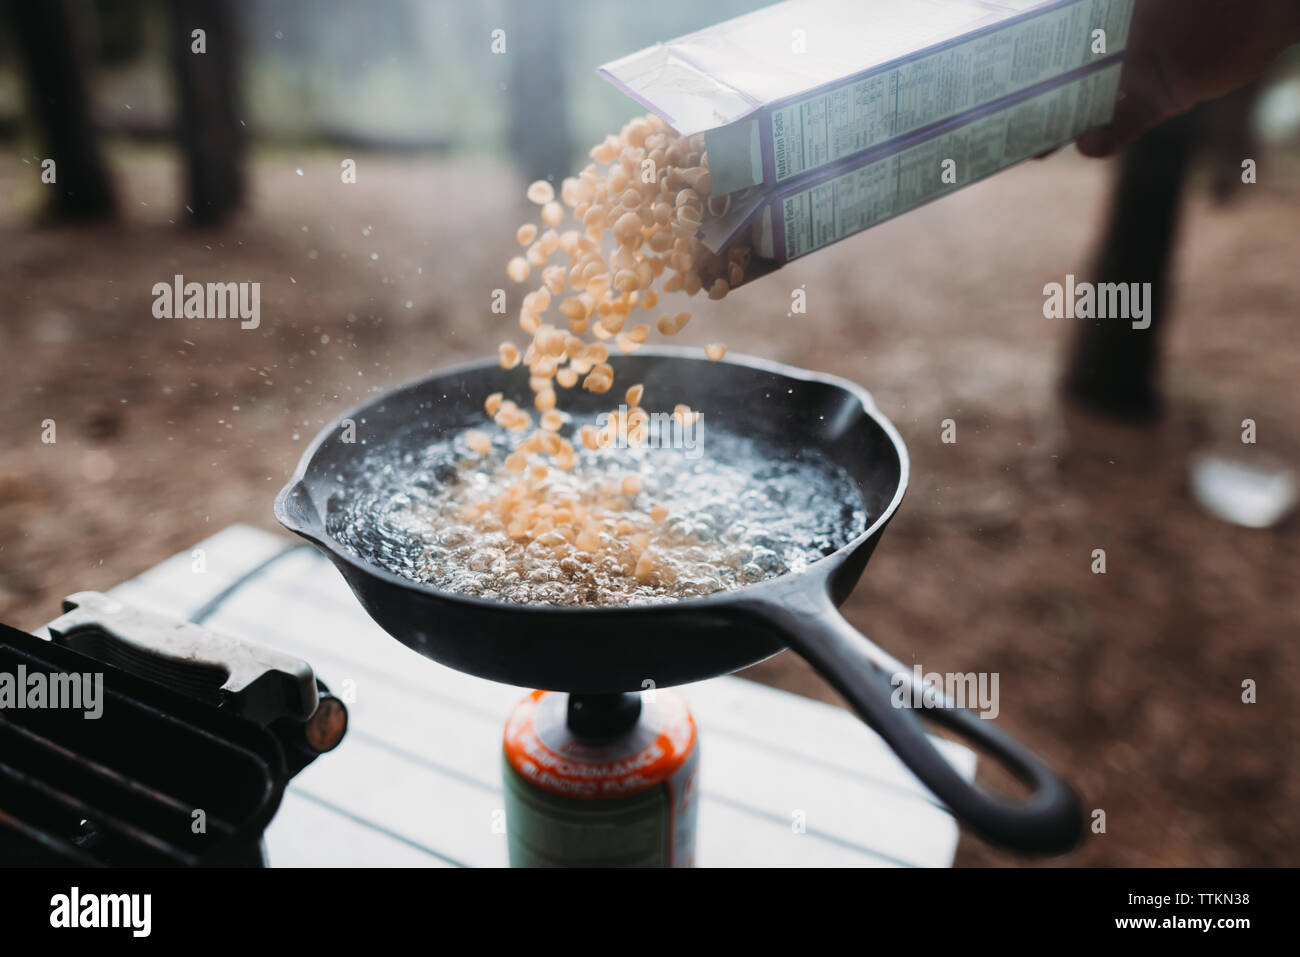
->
[1076, 89, 1168, 157]
[1075, 126, 1120, 157]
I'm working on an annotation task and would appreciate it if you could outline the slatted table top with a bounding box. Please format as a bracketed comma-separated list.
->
[88, 524, 973, 867]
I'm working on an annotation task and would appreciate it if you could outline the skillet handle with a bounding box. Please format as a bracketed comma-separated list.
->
[749, 590, 1083, 855]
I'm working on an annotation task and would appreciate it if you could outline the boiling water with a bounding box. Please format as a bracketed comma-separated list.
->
[326, 420, 867, 607]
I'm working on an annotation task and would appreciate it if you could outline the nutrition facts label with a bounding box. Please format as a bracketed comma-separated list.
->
[769, 0, 1133, 184]
[780, 62, 1122, 260]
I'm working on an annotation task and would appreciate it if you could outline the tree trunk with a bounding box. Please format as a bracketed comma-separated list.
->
[506, 0, 572, 186]
[171, 0, 245, 226]
[9, 0, 117, 222]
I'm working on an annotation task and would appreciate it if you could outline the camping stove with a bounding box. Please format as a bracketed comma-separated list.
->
[0, 592, 346, 866]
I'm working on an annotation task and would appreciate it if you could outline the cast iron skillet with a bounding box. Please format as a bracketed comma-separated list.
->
[275, 348, 1082, 854]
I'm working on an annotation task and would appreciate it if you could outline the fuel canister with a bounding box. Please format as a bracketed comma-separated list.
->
[502, 690, 698, 867]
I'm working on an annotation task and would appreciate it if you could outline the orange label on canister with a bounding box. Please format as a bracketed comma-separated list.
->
[503, 689, 697, 800]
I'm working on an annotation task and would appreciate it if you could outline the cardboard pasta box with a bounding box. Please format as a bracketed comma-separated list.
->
[600, 0, 1136, 197]
[599, 0, 1135, 269]
[730, 57, 1124, 264]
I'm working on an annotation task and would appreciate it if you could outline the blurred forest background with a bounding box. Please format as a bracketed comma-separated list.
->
[0, 0, 771, 217]
[1, 0, 1298, 868]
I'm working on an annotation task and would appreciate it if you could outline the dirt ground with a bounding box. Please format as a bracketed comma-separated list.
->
[1, 143, 1296, 867]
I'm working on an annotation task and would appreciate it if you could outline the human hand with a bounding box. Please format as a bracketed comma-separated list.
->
[1077, 0, 1300, 157]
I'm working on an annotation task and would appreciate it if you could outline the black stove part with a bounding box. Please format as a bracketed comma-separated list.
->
[566, 693, 642, 739]
[269, 689, 348, 778]
[48, 592, 319, 727]
[48, 590, 347, 783]
[0, 620, 286, 866]
[175, 545, 351, 774]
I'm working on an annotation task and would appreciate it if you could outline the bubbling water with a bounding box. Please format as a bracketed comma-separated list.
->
[326, 420, 867, 607]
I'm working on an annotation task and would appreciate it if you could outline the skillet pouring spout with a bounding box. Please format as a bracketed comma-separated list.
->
[275, 349, 1083, 854]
